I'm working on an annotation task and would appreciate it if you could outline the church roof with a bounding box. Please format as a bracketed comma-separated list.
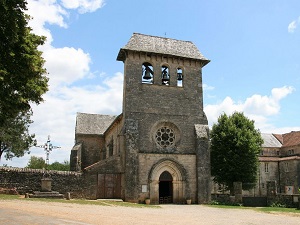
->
[261, 133, 282, 148]
[75, 113, 117, 135]
[117, 33, 210, 64]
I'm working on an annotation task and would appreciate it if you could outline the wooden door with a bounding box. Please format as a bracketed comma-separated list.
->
[97, 174, 121, 199]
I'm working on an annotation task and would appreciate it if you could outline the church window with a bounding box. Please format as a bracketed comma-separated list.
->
[142, 63, 153, 84]
[108, 139, 113, 157]
[161, 65, 170, 85]
[155, 126, 175, 147]
[177, 68, 183, 87]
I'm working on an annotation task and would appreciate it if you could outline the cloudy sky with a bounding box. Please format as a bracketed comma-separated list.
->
[3, 0, 300, 167]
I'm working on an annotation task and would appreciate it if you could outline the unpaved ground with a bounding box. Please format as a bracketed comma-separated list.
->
[1, 199, 300, 225]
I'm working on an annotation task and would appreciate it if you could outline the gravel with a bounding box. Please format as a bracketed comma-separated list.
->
[1, 199, 300, 225]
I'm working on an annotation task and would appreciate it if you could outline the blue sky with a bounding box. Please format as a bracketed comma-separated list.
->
[3, 0, 300, 167]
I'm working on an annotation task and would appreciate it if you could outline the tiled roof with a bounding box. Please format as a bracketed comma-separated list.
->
[262, 131, 300, 148]
[281, 131, 300, 147]
[273, 134, 283, 144]
[261, 133, 282, 148]
[259, 156, 300, 162]
[75, 112, 117, 135]
[117, 33, 210, 64]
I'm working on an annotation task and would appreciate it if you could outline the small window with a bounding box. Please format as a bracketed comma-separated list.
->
[264, 163, 269, 173]
[108, 139, 113, 157]
[161, 65, 170, 85]
[285, 162, 289, 172]
[142, 63, 154, 84]
[177, 68, 183, 87]
[101, 148, 106, 160]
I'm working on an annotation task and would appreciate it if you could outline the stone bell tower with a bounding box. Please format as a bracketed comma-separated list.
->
[117, 33, 211, 204]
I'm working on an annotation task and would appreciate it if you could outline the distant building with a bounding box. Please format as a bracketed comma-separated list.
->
[70, 33, 211, 204]
[212, 131, 300, 196]
[257, 131, 300, 196]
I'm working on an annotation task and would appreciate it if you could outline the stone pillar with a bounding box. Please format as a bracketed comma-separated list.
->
[195, 124, 211, 204]
[124, 119, 139, 202]
[233, 182, 243, 203]
[41, 178, 52, 192]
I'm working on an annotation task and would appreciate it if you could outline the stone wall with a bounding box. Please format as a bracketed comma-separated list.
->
[0, 167, 85, 198]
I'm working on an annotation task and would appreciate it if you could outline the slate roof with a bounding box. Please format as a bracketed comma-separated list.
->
[117, 33, 210, 64]
[75, 112, 117, 135]
[261, 133, 282, 148]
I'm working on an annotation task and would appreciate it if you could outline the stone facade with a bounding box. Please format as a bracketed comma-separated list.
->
[70, 33, 211, 204]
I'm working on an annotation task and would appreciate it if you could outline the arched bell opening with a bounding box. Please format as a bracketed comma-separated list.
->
[161, 65, 170, 85]
[159, 171, 173, 204]
[177, 68, 183, 87]
[142, 62, 154, 84]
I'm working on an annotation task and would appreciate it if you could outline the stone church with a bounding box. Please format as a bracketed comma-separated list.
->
[70, 33, 211, 204]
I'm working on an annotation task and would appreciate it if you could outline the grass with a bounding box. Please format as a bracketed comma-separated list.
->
[208, 203, 300, 215]
[0, 194, 159, 208]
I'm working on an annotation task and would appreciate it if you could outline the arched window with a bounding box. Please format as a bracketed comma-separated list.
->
[177, 68, 183, 87]
[142, 62, 153, 84]
[161, 65, 170, 85]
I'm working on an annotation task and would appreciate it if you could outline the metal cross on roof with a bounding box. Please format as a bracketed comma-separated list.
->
[36, 135, 61, 166]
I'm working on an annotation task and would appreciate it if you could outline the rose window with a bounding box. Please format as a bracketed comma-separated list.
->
[155, 127, 175, 147]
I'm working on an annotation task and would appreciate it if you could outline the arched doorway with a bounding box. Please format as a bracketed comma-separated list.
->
[148, 160, 185, 204]
[159, 171, 173, 204]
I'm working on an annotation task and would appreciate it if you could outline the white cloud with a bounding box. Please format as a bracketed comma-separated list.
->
[43, 47, 91, 88]
[204, 86, 295, 131]
[203, 83, 215, 91]
[3, 0, 108, 167]
[61, 0, 105, 13]
[27, 0, 68, 43]
[288, 17, 300, 33]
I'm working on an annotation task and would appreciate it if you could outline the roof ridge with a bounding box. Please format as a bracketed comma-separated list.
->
[132, 32, 194, 44]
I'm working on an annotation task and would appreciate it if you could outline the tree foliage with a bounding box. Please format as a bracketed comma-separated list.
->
[48, 160, 70, 171]
[26, 155, 45, 169]
[0, 110, 36, 160]
[26, 156, 70, 171]
[210, 112, 263, 193]
[0, 0, 48, 160]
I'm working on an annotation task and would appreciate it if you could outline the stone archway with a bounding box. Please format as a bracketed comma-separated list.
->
[148, 160, 184, 204]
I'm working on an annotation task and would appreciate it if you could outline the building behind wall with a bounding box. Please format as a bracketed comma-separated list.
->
[70, 33, 211, 204]
[212, 131, 300, 196]
[257, 131, 300, 196]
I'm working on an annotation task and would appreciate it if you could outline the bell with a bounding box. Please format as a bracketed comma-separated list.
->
[177, 72, 183, 81]
[143, 69, 152, 80]
[162, 70, 169, 82]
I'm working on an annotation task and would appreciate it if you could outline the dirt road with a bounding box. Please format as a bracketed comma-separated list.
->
[1, 199, 300, 225]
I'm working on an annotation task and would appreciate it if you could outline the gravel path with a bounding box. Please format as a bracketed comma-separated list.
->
[1, 199, 300, 225]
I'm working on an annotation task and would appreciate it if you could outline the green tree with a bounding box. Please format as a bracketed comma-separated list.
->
[0, 110, 36, 160]
[0, 0, 48, 160]
[26, 155, 46, 169]
[210, 112, 263, 194]
[48, 160, 70, 171]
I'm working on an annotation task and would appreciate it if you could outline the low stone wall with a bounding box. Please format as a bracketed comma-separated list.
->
[268, 194, 300, 208]
[0, 167, 85, 198]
